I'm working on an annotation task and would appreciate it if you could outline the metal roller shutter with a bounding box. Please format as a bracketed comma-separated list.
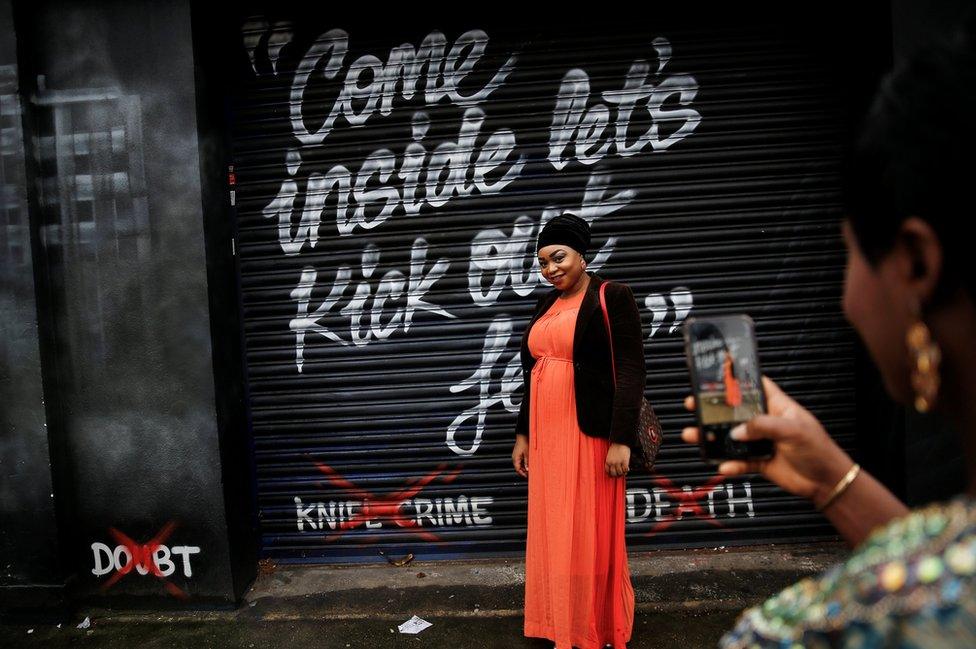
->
[230, 16, 854, 562]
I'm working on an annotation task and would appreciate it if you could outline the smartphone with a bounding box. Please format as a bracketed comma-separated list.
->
[683, 314, 774, 465]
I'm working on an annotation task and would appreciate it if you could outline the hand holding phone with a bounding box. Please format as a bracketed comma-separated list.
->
[683, 375, 873, 514]
[683, 315, 774, 465]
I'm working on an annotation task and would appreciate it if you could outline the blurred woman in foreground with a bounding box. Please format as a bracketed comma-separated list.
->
[684, 21, 976, 648]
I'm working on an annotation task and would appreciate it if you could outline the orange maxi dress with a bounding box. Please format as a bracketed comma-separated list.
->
[723, 355, 742, 408]
[524, 290, 635, 649]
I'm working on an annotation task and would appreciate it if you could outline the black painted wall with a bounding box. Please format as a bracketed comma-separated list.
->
[8, 0, 255, 605]
[191, 3, 261, 600]
[0, 0, 65, 614]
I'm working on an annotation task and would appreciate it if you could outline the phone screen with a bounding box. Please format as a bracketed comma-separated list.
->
[684, 315, 772, 463]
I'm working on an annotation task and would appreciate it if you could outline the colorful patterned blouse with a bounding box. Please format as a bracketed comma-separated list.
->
[721, 498, 976, 648]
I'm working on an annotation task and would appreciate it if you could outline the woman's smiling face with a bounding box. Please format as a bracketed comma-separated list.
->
[538, 245, 586, 292]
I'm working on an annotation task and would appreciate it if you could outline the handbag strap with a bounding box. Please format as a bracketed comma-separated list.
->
[599, 282, 617, 388]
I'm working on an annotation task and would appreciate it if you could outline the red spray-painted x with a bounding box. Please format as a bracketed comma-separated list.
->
[644, 473, 729, 537]
[99, 521, 188, 599]
[313, 462, 463, 543]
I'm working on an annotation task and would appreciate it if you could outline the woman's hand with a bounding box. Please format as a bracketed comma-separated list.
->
[605, 443, 631, 478]
[681, 376, 854, 506]
[513, 434, 529, 478]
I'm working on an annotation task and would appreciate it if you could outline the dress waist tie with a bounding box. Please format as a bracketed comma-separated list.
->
[530, 355, 573, 452]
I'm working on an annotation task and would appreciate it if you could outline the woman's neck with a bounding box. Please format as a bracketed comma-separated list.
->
[930, 302, 976, 497]
[942, 369, 976, 499]
[948, 372, 976, 499]
[560, 273, 590, 299]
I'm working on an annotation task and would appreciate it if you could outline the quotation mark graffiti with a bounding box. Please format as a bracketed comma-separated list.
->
[645, 287, 693, 338]
[242, 16, 293, 76]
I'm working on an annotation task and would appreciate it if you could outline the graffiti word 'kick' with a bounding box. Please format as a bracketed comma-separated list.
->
[549, 38, 701, 170]
[290, 29, 517, 146]
[289, 237, 453, 370]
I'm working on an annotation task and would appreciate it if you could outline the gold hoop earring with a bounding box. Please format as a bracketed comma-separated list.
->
[907, 319, 941, 413]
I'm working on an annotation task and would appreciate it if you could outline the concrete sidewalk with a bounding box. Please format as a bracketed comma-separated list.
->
[0, 543, 845, 648]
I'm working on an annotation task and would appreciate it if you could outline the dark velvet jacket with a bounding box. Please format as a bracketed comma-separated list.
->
[515, 274, 646, 448]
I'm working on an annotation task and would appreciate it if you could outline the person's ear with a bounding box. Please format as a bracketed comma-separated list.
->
[896, 217, 944, 308]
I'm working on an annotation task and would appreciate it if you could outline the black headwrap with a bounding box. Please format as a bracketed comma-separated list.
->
[536, 214, 591, 256]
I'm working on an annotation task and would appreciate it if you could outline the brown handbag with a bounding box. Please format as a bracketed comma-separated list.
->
[599, 282, 663, 470]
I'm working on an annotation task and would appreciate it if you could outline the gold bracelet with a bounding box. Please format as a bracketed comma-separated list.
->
[818, 463, 861, 511]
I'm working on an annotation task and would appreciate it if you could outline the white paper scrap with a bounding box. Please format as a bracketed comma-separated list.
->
[397, 615, 433, 635]
[77, 617, 91, 630]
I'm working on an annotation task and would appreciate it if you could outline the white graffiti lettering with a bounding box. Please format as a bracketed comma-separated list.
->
[549, 38, 701, 170]
[626, 489, 656, 524]
[289, 238, 454, 369]
[242, 19, 293, 76]
[267, 107, 525, 250]
[294, 495, 493, 530]
[90, 542, 201, 579]
[645, 287, 694, 338]
[625, 483, 754, 522]
[290, 29, 517, 146]
[709, 483, 755, 518]
[447, 316, 522, 456]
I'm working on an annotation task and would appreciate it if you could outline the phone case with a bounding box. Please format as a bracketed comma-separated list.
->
[683, 314, 773, 465]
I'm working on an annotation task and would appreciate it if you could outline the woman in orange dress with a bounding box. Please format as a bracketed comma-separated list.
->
[511, 214, 644, 649]
[722, 350, 742, 408]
